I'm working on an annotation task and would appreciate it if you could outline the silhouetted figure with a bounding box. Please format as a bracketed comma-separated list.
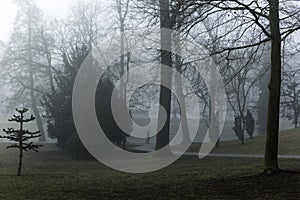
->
[233, 114, 244, 144]
[145, 130, 150, 144]
[245, 109, 255, 139]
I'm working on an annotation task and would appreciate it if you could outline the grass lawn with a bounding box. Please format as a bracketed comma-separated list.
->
[188, 128, 300, 155]
[0, 140, 299, 199]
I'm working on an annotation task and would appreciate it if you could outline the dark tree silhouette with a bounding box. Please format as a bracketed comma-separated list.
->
[41, 45, 90, 157]
[0, 108, 42, 176]
[281, 81, 300, 128]
[181, 0, 299, 173]
[95, 77, 133, 149]
[42, 44, 132, 156]
[155, 0, 173, 151]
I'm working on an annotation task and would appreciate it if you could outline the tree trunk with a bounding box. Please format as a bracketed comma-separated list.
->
[156, 0, 172, 150]
[46, 59, 55, 95]
[117, 1, 128, 149]
[264, 0, 281, 173]
[294, 93, 298, 128]
[18, 113, 24, 176]
[174, 33, 190, 144]
[120, 19, 125, 98]
[27, 10, 46, 142]
[31, 95, 45, 141]
[41, 28, 56, 95]
[18, 147, 23, 176]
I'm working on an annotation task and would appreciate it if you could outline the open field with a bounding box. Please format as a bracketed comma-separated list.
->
[0, 139, 299, 199]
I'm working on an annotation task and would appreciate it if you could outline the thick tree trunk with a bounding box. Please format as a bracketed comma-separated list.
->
[41, 28, 56, 95]
[156, 0, 172, 150]
[28, 10, 46, 142]
[117, 0, 128, 99]
[31, 93, 45, 141]
[118, 1, 128, 149]
[264, 0, 281, 173]
[174, 34, 190, 144]
[46, 61, 55, 95]
[45, 49, 55, 96]
[294, 94, 298, 128]
[175, 61, 190, 144]
[120, 20, 125, 97]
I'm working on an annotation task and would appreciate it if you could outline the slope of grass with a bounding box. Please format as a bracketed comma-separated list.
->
[0, 142, 299, 199]
[188, 128, 300, 155]
[0, 129, 299, 199]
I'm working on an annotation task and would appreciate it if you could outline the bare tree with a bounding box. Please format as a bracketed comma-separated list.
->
[0, 0, 48, 141]
[281, 70, 300, 128]
[181, 0, 300, 173]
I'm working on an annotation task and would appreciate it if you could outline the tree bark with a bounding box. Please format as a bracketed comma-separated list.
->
[117, 0, 130, 149]
[156, 0, 173, 150]
[174, 33, 190, 144]
[293, 88, 298, 128]
[264, 0, 281, 173]
[42, 29, 56, 95]
[17, 112, 24, 176]
[27, 9, 46, 142]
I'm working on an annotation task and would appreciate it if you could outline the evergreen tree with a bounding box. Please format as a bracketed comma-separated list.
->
[42, 44, 132, 156]
[1, 0, 47, 141]
[95, 77, 132, 149]
[41, 45, 90, 157]
[0, 108, 42, 176]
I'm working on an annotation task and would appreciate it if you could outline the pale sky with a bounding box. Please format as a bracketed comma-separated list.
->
[0, 0, 75, 42]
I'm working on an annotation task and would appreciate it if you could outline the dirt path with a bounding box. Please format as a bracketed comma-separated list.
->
[132, 144, 300, 159]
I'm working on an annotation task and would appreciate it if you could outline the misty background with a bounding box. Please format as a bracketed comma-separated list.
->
[0, 0, 299, 147]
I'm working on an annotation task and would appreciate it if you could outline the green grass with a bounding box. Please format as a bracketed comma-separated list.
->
[188, 128, 300, 155]
[0, 141, 299, 199]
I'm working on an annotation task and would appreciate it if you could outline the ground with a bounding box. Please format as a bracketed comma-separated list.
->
[189, 128, 300, 155]
[0, 129, 299, 199]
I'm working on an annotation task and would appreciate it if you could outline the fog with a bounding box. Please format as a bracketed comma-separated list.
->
[0, 0, 299, 199]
